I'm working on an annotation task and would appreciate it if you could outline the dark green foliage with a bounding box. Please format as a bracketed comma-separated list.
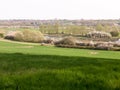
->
[4, 36, 14, 40]
[55, 36, 77, 45]
[0, 33, 4, 38]
[110, 31, 119, 37]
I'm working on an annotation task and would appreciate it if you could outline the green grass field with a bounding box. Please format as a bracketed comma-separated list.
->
[0, 41, 120, 90]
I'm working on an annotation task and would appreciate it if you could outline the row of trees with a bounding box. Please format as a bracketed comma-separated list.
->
[39, 24, 91, 35]
[39, 23, 120, 36]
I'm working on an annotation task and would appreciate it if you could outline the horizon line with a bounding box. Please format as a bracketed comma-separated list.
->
[0, 18, 119, 20]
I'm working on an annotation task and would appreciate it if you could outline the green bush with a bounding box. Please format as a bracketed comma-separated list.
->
[0, 33, 4, 38]
[4, 36, 14, 40]
[55, 36, 77, 46]
[14, 30, 44, 43]
[110, 31, 119, 37]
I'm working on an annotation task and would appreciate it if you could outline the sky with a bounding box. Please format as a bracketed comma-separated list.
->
[0, 0, 120, 20]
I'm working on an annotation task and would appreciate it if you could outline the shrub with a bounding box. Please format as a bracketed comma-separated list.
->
[4, 36, 14, 40]
[110, 31, 119, 37]
[0, 33, 4, 38]
[95, 43, 114, 50]
[42, 39, 54, 44]
[4, 31, 19, 40]
[14, 31, 24, 41]
[55, 36, 77, 46]
[14, 30, 44, 43]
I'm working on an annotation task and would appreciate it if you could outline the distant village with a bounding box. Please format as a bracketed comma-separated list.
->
[0, 19, 120, 28]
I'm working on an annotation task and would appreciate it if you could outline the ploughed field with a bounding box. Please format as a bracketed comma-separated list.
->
[0, 41, 120, 90]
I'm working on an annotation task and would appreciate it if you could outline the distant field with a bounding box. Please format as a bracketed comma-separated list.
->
[0, 27, 39, 32]
[0, 41, 120, 90]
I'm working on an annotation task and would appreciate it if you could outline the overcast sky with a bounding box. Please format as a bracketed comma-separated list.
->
[0, 0, 119, 20]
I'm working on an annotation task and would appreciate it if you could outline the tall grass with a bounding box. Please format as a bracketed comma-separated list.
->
[0, 53, 120, 90]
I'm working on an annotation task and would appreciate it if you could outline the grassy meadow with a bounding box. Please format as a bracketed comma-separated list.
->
[0, 41, 120, 90]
